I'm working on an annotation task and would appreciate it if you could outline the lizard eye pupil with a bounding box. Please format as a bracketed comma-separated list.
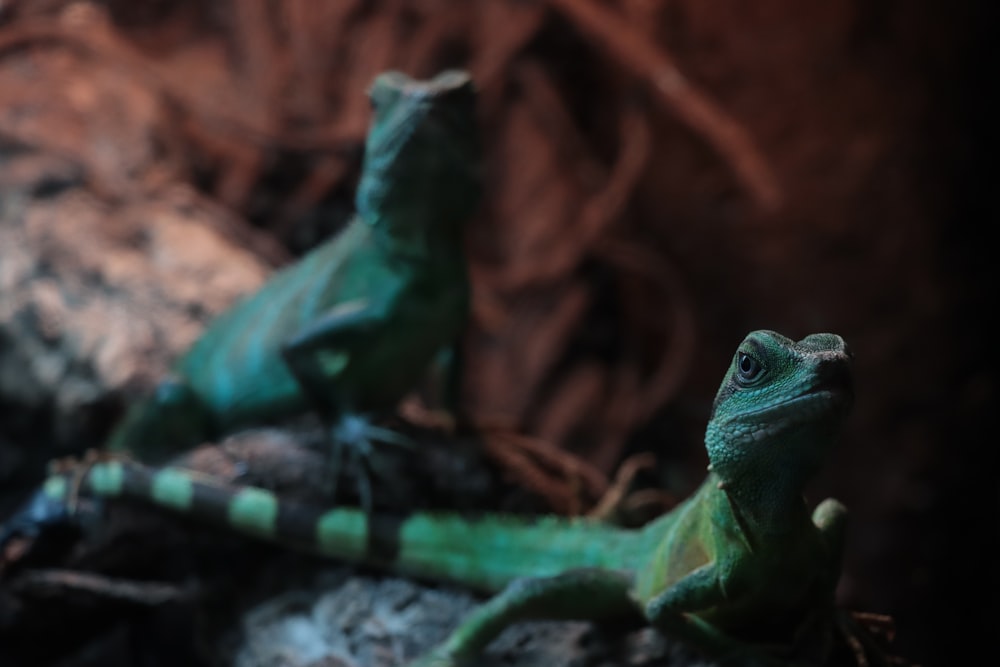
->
[737, 352, 762, 382]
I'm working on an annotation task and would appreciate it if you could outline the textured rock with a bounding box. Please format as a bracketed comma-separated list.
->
[220, 567, 707, 667]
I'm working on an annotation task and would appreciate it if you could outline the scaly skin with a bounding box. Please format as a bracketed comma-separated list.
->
[106, 69, 481, 463]
[23, 331, 883, 666]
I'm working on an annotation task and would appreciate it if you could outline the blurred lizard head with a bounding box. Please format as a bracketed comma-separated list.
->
[356, 70, 482, 245]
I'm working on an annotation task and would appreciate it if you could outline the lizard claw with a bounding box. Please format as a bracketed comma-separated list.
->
[835, 609, 907, 667]
[332, 413, 414, 449]
[325, 413, 415, 512]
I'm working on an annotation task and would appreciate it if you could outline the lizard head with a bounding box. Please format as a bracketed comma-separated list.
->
[355, 69, 482, 248]
[704, 330, 854, 489]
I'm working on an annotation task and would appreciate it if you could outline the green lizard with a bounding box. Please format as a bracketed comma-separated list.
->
[0, 70, 480, 542]
[107, 69, 479, 465]
[18, 330, 884, 666]
[105, 69, 480, 497]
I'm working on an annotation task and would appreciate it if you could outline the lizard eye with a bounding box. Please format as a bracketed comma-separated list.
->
[736, 352, 764, 384]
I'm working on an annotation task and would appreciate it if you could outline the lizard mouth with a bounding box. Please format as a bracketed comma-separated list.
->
[757, 359, 854, 420]
[737, 383, 853, 425]
[712, 389, 851, 452]
[766, 389, 849, 418]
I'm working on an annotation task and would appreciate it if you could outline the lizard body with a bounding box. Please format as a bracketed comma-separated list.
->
[105, 69, 481, 463]
[29, 330, 871, 665]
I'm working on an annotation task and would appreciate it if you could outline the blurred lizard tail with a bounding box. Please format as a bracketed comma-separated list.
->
[38, 460, 643, 593]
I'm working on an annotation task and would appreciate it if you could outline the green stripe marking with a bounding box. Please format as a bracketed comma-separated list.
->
[316, 509, 367, 560]
[152, 468, 195, 511]
[228, 488, 278, 537]
[43, 474, 68, 501]
[89, 462, 125, 496]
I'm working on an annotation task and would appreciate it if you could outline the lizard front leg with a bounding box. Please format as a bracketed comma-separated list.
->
[410, 568, 637, 667]
[811, 498, 895, 667]
[812, 497, 847, 576]
[280, 297, 412, 511]
[644, 564, 788, 667]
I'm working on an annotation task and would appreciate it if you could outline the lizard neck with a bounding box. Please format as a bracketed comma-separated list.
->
[709, 468, 811, 543]
[359, 206, 464, 264]
[704, 418, 824, 540]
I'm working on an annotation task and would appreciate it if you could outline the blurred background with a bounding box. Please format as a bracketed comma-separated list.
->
[0, 1, 994, 666]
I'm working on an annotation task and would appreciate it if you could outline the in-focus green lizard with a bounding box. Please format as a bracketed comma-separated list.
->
[0, 70, 480, 540]
[20, 330, 888, 666]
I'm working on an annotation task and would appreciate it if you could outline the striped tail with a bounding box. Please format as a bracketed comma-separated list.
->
[44, 461, 643, 593]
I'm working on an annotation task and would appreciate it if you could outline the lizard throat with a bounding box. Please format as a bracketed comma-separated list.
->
[710, 388, 849, 451]
[364, 216, 460, 262]
[736, 389, 850, 424]
[704, 388, 849, 512]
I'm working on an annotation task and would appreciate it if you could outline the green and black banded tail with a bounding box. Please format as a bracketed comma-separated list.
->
[39, 461, 644, 593]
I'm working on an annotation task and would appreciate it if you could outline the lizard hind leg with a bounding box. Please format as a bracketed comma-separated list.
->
[409, 569, 637, 667]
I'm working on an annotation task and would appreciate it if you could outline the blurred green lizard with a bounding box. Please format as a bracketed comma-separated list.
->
[0, 69, 480, 539]
[106, 69, 480, 482]
[26, 330, 893, 666]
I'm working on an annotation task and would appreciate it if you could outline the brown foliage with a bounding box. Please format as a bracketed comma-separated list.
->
[0, 0, 766, 510]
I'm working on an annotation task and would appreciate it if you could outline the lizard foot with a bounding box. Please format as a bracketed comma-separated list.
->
[835, 609, 911, 667]
[792, 605, 907, 667]
[326, 413, 415, 512]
